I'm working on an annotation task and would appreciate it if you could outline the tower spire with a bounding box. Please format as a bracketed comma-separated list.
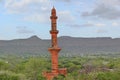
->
[50, 7, 58, 47]
[43, 7, 67, 80]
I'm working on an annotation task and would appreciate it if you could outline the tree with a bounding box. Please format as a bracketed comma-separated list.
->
[25, 57, 49, 80]
[0, 71, 26, 80]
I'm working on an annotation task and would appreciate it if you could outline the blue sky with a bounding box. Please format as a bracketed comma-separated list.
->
[0, 0, 120, 40]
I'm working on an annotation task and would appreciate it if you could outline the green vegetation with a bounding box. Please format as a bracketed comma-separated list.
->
[0, 54, 120, 80]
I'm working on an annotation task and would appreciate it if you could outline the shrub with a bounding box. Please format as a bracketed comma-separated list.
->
[0, 71, 26, 80]
[96, 72, 120, 80]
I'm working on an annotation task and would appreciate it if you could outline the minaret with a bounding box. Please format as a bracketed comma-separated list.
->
[43, 7, 67, 80]
[49, 7, 60, 74]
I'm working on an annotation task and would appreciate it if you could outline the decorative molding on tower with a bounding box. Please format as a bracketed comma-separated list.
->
[43, 7, 67, 80]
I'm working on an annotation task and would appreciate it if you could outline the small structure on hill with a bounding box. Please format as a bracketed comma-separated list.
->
[43, 7, 67, 80]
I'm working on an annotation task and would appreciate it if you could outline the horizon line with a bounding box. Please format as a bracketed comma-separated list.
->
[0, 35, 120, 41]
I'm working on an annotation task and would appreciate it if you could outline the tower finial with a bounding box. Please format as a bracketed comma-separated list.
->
[51, 6, 56, 16]
[52, 6, 55, 10]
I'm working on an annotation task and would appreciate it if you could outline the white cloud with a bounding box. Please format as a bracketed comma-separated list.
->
[82, 0, 120, 20]
[23, 10, 75, 24]
[23, 13, 49, 23]
[99, 0, 120, 6]
[4, 0, 75, 24]
[95, 23, 106, 27]
[112, 22, 119, 26]
[16, 26, 34, 34]
[5, 0, 50, 14]
[58, 11, 75, 24]
[96, 29, 108, 33]
[4, 0, 51, 23]
[68, 23, 94, 27]
[68, 21, 107, 27]
[55, 0, 71, 2]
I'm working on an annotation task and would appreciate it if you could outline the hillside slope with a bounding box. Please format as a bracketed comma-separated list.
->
[0, 36, 120, 56]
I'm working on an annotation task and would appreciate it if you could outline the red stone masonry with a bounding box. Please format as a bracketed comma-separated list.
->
[43, 7, 67, 80]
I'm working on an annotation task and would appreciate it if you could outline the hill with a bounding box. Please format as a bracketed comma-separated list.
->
[0, 36, 120, 56]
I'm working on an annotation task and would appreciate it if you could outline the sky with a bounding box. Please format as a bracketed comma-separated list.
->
[0, 0, 120, 40]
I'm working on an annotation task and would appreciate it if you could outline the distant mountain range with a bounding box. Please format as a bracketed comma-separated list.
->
[0, 36, 120, 56]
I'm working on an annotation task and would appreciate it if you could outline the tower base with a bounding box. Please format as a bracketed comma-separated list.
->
[43, 68, 67, 80]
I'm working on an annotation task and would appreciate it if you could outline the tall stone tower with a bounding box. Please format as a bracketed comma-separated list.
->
[43, 7, 67, 80]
